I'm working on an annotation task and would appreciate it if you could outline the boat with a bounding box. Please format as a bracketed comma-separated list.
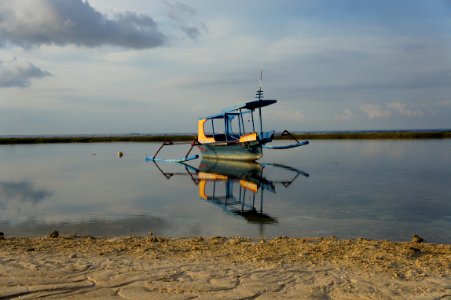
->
[146, 73, 309, 162]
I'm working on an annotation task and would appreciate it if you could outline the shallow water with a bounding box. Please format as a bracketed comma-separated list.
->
[1, 140, 450, 243]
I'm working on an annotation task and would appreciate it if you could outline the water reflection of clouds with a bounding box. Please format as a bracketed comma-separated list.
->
[2, 141, 449, 242]
[304, 196, 450, 223]
[0, 180, 52, 206]
[361, 140, 404, 158]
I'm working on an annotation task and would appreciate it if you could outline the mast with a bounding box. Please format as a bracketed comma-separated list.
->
[256, 70, 264, 134]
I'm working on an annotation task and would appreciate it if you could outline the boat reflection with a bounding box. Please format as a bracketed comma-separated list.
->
[152, 159, 309, 227]
[197, 160, 278, 225]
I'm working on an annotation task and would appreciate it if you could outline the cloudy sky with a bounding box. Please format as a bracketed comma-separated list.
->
[1, 0, 450, 135]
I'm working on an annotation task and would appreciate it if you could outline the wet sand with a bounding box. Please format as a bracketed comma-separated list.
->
[0, 235, 449, 299]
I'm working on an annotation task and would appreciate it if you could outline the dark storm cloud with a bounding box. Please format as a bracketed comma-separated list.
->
[0, 60, 51, 88]
[0, 0, 167, 49]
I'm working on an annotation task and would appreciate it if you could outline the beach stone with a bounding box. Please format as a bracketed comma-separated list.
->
[49, 230, 59, 238]
[0, 232, 4, 240]
[411, 234, 425, 243]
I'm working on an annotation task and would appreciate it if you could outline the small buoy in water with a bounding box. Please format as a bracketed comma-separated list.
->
[117, 151, 124, 158]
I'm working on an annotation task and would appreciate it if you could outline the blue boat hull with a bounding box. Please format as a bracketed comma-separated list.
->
[198, 141, 263, 161]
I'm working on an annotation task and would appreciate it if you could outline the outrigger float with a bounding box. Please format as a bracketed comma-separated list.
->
[146, 75, 309, 163]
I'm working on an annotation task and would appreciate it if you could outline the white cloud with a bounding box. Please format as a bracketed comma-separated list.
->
[360, 101, 429, 120]
[0, 59, 51, 88]
[266, 109, 305, 122]
[438, 100, 451, 107]
[163, 1, 206, 40]
[164, 1, 196, 21]
[334, 109, 357, 121]
[0, 0, 166, 49]
[387, 101, 424, 117]
[360, 104, 391, 119]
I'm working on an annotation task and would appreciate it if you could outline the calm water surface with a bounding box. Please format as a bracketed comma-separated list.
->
[1, 140, 450, 243]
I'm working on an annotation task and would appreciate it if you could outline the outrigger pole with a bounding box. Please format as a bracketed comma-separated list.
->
[145, 138, 200, 163]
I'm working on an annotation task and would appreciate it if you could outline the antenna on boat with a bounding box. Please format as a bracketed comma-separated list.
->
[259, 69, 262, 90]
[256, 69, 264, 101]
[256, 70, 264, 134]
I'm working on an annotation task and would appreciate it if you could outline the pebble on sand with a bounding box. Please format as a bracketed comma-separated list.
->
[411, 234, 425, 243]
[49, 230, 59, 238]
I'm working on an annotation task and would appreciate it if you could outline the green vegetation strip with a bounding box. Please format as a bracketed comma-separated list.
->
[291, 131, 451, 140]
[1, 131, 450, 144]
[0, 135, 196, 144]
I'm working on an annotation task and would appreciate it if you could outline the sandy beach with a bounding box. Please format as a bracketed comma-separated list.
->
[0, 235, 449, 299]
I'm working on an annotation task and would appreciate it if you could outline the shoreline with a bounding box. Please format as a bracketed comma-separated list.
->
[1, 130, 451, 144]
[1, 235, 449, 298]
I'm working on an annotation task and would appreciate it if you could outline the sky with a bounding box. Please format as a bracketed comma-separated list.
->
[0, 0, 450, 135]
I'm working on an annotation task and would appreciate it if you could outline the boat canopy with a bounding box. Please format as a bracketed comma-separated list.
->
[224, 99, 277, 113]
[202, 99, 277, 120]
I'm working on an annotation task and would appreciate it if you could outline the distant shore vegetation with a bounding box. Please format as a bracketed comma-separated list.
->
[1, 130, 450, 144]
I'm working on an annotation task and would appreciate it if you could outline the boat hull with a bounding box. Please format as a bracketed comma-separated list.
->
[198, 142, 262, 161]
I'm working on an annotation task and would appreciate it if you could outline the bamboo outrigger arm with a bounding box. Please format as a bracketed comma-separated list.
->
[262, 130, 309, 150]
[145, 138, 201, 163]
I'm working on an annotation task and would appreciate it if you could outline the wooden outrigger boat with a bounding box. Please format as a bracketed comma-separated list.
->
[146, 75, 308, 163]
